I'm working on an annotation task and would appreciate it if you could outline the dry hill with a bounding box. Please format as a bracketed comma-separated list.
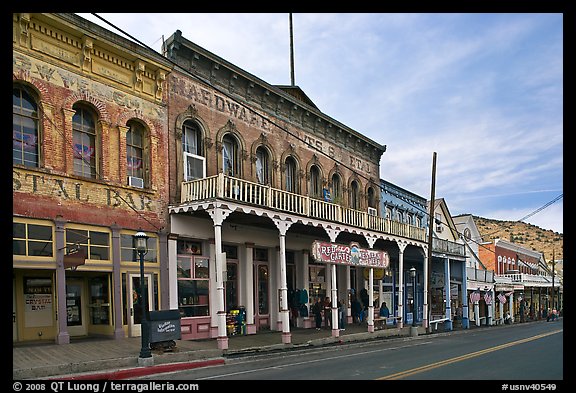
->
[473, 216, 563, 262]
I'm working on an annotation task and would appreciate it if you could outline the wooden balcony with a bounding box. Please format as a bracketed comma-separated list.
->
[180, 173, 427, 242]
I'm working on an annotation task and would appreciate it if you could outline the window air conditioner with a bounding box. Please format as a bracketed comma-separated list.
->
[128, 176, 144, 188]
[367, 207, 377, 216]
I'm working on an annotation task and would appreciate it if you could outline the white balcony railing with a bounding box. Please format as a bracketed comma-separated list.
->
[180, 173, 427, 242]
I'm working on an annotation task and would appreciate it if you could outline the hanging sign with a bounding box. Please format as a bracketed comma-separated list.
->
[311, 241, 389, 268]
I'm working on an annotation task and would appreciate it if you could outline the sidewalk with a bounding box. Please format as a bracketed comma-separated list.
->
[13, 323, 419, 380]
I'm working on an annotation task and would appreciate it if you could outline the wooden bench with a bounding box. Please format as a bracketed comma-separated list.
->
[429, 317, 450, 330]
[374, 316, 402, 330]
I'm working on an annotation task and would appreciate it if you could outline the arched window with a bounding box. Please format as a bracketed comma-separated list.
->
[367, 186, 376, 208]
[222, 134, 240, 176]
[183, 121, 205, 180]
[386, 206, 393, 220]
[72, 105, 98, 178]
[309, 165, 321, 198]
[285, 156, 297, 193]
[13, 85, 40, 167]
[331, 173, 342, 203]
[126, 120, 148, 188]
[350, 180, 360, 210]
[255, 146, 270, 185]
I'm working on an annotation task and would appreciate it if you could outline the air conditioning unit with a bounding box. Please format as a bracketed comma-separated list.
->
[367, 207, 377, 216]
[128, 176, 144, 188]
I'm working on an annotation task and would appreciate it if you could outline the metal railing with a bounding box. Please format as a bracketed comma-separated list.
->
[180, 173, 428, 242]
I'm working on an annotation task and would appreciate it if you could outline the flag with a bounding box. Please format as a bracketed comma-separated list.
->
[470, 291, 481, 303]
[484, 291, 492, 305]
[497, 293, 507, 304]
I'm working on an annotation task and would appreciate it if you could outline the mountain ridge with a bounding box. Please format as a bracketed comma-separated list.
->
[473, 215, 563, 263]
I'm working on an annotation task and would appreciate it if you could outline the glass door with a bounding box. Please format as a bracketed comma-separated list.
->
[66, 280, 87, 336]
[127, 273, 153, 337]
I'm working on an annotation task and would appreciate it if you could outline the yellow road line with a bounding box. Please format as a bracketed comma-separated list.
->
[379, 329, 562, 380]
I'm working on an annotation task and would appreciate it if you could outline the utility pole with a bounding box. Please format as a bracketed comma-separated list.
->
[551, 249, 555, 310]
[426, 152, 437, 332]
[289, 13, 295, 86]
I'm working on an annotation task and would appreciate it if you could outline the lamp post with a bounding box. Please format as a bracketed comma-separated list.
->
[134, 230, 152, 363]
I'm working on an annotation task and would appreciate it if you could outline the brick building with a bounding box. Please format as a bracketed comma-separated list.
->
[12, 13, 172, 343]
[163, 30, 433, 348]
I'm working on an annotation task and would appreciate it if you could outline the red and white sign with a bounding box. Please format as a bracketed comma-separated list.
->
[311, 241, 389, 268]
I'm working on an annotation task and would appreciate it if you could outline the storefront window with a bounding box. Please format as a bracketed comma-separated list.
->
[309, 263, 327, 301]
[13, 221, 53, 257]
[177, 255, 210, 317]
[66, 228, 110, 261]
[89, 275, 110, 325]
[120, 233, 157, 262]
[226, 262, 238, 311]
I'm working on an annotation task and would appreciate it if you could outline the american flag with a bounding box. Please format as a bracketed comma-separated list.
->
[484, 291, 492, 305]
[497, 293, 507, 304]
[470, 291, 481, 303]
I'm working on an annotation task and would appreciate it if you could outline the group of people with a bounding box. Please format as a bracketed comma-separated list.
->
[312, 296, 347, 331]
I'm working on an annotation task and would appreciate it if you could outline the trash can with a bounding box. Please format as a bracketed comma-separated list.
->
[148, 310, 181, 351]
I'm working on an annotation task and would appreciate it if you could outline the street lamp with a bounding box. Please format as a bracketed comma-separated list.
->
[134, 230, 152, 361]
[410, 267, 417, 327]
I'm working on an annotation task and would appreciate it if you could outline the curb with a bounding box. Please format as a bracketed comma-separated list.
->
[45, 359, 225, 380]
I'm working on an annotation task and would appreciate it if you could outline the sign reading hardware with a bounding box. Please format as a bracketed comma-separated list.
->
[311, 241, 389, 268]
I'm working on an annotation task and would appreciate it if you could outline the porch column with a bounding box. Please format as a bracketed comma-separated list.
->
[486, 288, 493, 325]
[54, 216, 70, 345]
[461, 262, 469, 329]
[444, 257, 453, 331]
[208, 206, 232, 350]
[345, 265, 352, 324]
[111, 224, 125, 339]
[423, 249, 429, 329]
[397, 242, 407, 328]
[302, 249, 311, 327]
[331, 263, 339, 337]
[499, 295, 504, 324]
[508, 292, 514, 323]
[474, 291, 480, 326]
[167, 234, 179, 310]
[244, 242, 256, 334]
[367, 267, 374, 333]
[274, 218, 293, 344]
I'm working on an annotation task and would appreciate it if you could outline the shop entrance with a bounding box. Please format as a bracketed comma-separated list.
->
[127, 273, 153, 337]
[254, 263, 270, 330]
[66, 280, 87, 336]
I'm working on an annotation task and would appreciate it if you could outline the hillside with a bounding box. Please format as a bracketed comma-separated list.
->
[473, 216, 563, 262]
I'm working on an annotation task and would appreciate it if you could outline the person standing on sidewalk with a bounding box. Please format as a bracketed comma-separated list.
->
[313, 297, 323, 330]
[338, 299, 346, 330]
[323, 296, 332, 329]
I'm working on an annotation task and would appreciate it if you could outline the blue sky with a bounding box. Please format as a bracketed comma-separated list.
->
[78, 13, 563, 234]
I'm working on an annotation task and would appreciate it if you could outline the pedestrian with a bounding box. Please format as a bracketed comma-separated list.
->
[379, 301, 390, 318]
[351, 296, 362, 324]
[323, 296, 332, 329]
[312, 297, 323, 330]
[338, 299, 346, 330]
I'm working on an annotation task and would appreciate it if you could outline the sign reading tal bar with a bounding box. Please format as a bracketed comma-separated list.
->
[311, 241, 389, 268]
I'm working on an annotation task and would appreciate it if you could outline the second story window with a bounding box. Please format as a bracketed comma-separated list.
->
[183, 121, 205, 181]
[367, 186, 376, 208]
[285, 156, 297, 193]
[13, 85, 40, 168]
[222, 134, 240, 177]
[72, 106, 98, 179]
[126, 121, 147, 188]
[309, 165, 321, 198]
[255, 146, 270, 184]
[350, 180, 360, 210]
[331, 173, 342, 203]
